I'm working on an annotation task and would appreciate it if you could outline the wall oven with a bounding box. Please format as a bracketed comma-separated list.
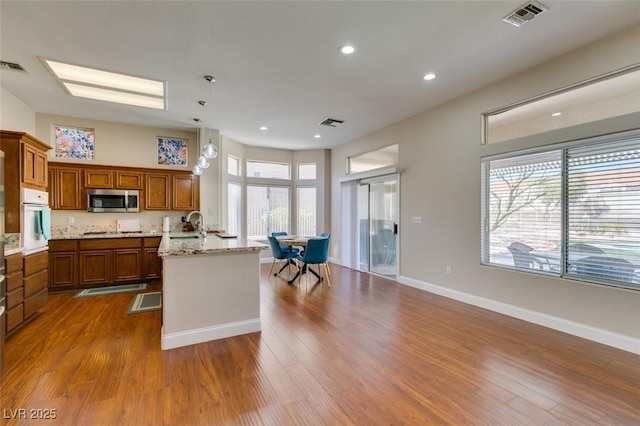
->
[22, 188, 50, 255]
[87, 189, 139, 213]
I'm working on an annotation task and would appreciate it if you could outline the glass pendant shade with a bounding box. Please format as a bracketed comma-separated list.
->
[203, 141, 218, 159]
[197, 155, 210, 169]
[192, 164, 203, 175]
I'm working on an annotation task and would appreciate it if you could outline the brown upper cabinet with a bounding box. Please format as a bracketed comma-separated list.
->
[84, 168, 144, 190]
[22, 143, 48, 188]
[84, 169, 114, 188]
[49, 166, 83, 210]
[0, 131, 52, 233]
[145, 173, 171, 210]
[48, 161, 197, 211]
[116, 170, 143, 189]
[172, 174, 198, 211]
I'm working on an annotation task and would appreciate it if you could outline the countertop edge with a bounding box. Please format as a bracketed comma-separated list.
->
[51, 232, 162, 240]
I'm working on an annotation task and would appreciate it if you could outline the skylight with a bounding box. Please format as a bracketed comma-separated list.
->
[44, 59, 166, 110]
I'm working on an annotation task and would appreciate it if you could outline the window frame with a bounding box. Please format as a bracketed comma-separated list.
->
[481, 128, 640, 291]
[246, 184, 291, 239]
[227, 155, 241, 176]
[245, 159, 291, 180]
[347, 144, 399, 175]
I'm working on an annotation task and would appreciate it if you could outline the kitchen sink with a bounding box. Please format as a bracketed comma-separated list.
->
[169, 232, 203, 239]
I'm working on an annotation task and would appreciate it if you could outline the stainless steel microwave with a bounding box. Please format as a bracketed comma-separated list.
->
[87, 189, 140, 213]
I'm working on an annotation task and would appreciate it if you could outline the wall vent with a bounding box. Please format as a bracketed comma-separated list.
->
[319, 118, 344, 127]
[502, 1, 548, 27]
[0, 61, 27, 72]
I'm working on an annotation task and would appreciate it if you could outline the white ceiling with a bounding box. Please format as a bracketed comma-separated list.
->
[1, 1, 638, 150]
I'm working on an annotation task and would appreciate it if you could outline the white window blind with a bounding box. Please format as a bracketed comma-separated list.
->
[297, 187, 316, 236]
[566, 137, 640, 285]
[246, 186, 290, 239]
[482, 151, 562, 272]
[227, 182, 241, 236]
[481, 130, 640, 290]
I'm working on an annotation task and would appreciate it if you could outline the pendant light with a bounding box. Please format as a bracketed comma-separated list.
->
[202, 75, 218, 160]
[191, 117, 204, 176]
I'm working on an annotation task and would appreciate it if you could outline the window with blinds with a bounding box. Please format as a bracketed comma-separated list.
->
[246, 186, 290, 239]
[566, 137, 640, 285]
[227, 182, 242, 236]
[482, 130, 640, 290]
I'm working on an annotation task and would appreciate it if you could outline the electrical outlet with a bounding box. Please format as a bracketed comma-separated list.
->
[446, 266, 452, 275]
[68, 216, 74, 225]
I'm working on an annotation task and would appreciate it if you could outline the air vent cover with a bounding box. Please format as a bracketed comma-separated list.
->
[319, 118, 344, 127]
[0, 61, 27, 72]
[502, 1, 548, 27]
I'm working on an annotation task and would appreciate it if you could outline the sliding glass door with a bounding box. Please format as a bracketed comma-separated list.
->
[359, 175, 399, 278]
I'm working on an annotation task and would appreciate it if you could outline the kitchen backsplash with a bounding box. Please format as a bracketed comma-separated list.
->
[50, 211, 184, 234]
[49, 211, 220, 237]
[4, 233, 21, 251]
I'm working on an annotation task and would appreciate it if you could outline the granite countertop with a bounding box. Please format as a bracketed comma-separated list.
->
[51, 231, 162, 240]
[158, 233, 267, 257]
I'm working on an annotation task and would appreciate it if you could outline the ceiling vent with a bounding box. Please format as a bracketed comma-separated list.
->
[319, 118, 344, 127]
[502, 1, 548, 27]
[0, 61, 27, 72]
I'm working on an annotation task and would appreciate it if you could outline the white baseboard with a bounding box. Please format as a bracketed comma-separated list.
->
[161, 318, 261, 350]
[397, 275, 640, 355]
[329, 257, 341, 265]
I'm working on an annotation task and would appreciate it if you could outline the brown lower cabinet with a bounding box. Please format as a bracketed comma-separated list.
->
[49, 236, 162, 290]
[5, 251, 49, 338]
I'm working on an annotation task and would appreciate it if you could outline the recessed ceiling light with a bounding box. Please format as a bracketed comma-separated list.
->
[552, 112, 562, 117]
[259, 126, 268, 131]
[314, 134, 321, 139]
[339, 45, 356, 55]
[423, 73, 436, 81]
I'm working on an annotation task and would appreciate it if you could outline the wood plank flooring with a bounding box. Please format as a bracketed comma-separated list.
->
[1, 264, 639, 425]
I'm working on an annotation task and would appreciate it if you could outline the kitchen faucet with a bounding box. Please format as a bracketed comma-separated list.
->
[185, 210, 206, 237]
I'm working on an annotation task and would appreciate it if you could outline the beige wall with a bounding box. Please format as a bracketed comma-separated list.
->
[331, 25, 640, 344]
[35, 113, 197, 169]
[1, 85, 36, 134]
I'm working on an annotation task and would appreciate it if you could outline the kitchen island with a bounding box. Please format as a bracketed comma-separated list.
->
[158, 233, 267, 350]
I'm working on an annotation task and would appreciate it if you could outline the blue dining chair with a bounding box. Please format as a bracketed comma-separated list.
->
[271, 231, 300, 254]
[320, 232, 331, 239]
[295, 237, 331, 291]
[267, 236, 299, 281]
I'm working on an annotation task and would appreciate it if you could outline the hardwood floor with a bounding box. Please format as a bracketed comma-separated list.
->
[1, 264, 639, 425]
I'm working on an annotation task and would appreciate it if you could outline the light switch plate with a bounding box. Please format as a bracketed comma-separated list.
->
[411, 216, 422, 224]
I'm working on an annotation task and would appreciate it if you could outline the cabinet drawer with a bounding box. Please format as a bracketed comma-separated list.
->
[7, 287, 23, 309]
[24, 269, 48, 298]
[24, 251, 49, 275]
[49, 239, 77, 251]
[6, 271, 23, 292]
[24, 288, 48, 319]
[6, 253, 23, 274]
[7, 304, 24, 332]
[79, 238, 142, 250]
[144, 237, 162, 248]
